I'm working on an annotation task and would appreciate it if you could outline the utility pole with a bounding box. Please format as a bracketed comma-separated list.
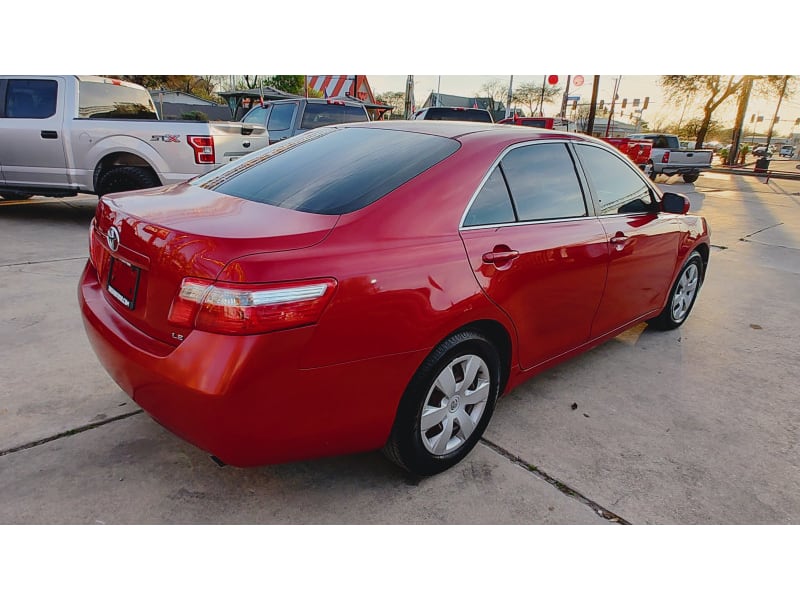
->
[586, 76, 600, 136]
[560, 75, 571, 118]
[604, 76, 622, 137]
[728, 76, 754, 166]
[765, 75, 790, 151]
[538, 75, 547, 116]
[505, 75, 514, 119]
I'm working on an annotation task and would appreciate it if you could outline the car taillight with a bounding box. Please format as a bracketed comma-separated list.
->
[88, 218, 100, 269]
[168, 277, 337, 335]
[187, 135, 216, 164]
[663, 150, 670, 163]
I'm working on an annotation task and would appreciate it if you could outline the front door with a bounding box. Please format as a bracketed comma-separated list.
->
[571, 143, 681, 337]
[0, 77, 68, 188]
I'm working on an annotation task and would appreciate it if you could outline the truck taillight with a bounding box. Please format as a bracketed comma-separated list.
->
[187, 135, 216, 164]
[168, 277, 337, 335]
[663, 151, 670, 164]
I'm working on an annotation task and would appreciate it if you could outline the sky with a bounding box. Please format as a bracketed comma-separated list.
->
[367, 75, 800, 139]
[8, 2, 798, 137]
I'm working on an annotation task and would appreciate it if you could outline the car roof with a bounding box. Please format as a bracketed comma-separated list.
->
[341, 120, 597, 145]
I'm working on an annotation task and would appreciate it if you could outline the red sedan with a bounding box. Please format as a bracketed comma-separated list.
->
[79, 121, 710, 476]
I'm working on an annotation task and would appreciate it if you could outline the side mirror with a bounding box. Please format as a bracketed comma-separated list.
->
[662, 191, 690, 214]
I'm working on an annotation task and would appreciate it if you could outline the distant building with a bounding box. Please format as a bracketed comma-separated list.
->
[149, 90, 231, 121]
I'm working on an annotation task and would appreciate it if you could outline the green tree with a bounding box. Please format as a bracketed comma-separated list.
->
[263, 75, 306, 95]
[376, 91, 405, 119]
[659, 76, 743, 148]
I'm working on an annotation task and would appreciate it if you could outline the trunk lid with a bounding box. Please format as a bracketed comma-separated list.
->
[91, 182, 338, 345]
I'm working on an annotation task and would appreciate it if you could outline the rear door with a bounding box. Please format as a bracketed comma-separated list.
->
[0, 77, 68, 187]
[459, 141, 609, 370]
[572, 142, 681, 336]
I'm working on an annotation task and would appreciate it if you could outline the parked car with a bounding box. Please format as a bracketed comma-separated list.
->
[779, 145, 794, 158]
[628, 133, 714, 183]
[752, 145, 773, 158]
[410, 106, 493, 123]
[79, 121, 710, 476]
[241, 97, 369, 144]
[0, 75, 268, 200]
[496, 116, 571, 130]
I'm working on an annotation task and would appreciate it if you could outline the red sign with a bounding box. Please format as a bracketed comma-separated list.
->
[547, 75, 559, 85]
[573, 75, 585, 86]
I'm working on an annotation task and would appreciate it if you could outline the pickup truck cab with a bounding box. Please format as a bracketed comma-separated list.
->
[410, 106, 494, 123]
[241, 97, 369, 144]
[628, 133, 713, 183]
[0, 75, 269, 200]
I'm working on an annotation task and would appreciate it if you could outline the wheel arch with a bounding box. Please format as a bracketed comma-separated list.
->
[451, 319, 514, 395]
[92, 152, 161, 192]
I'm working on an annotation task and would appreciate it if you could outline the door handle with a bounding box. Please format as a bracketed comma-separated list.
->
[482, 250, 519, 264]
[41, 130, 58, 139]
[609, 234, 629, 245]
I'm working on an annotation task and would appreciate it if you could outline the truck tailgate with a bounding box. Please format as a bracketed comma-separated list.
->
[209, 122, 269, 163]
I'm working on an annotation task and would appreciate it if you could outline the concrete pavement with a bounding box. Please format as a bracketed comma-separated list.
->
[1, 173, 798, 524]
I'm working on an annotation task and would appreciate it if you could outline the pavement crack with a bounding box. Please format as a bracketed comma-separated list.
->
[0, 256, 87, 268]
[479, 438, 631, 524]
[740, 222, 784, 240]
[0, 410, 143, 458]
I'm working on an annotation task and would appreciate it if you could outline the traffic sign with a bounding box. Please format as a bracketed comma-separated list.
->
[567, 96, 580, 101]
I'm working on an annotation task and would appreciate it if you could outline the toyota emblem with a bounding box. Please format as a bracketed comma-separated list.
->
[107, 226, 120, 252]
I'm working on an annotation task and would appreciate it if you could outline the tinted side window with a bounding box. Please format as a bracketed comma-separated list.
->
[501, 143, 586, 221]
[79, 81, 157, 119]
[268, 103, 296, 131]
[463, 167, 516, 227]
[5, 79, 58, 119]
[300, 104, 368, 129]
[243, 106, 268, 125]
[573, 144, 654, 215]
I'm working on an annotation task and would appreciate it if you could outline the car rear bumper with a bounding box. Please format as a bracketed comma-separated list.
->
[78, 261, 426, 467]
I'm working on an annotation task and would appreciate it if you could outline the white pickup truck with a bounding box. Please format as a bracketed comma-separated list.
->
[627, 133, 713, 183]
[0, 75, 268, 200]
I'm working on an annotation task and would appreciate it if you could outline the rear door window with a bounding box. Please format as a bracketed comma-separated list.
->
[267, 103, 297, 131]
[500, 143, 587, 221]
[463, 168, 516, 227]
[4, 79, 58, 119]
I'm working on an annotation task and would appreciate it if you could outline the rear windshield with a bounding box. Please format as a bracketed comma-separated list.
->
[190, 127, 459, 215]
[423, 108, 493, 123]
[300, 103, 368, 129]
[79, 81, 158, 119]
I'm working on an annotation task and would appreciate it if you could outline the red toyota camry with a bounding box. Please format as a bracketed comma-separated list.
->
[79, 121, 710, 476]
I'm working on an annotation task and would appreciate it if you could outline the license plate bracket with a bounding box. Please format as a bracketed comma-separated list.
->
[107, 257, 140, 310]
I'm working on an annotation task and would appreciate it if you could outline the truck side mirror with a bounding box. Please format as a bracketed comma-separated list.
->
[662, 192, 690, 214]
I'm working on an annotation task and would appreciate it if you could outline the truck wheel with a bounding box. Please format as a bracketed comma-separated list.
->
[97, 166, 159, 197]
[648, 163, 657, 182]
[1, 193, 33, 201]
[682, 173, 699, 184]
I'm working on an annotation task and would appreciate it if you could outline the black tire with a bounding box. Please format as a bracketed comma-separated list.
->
[648, 251, 704, 331]
[1, 193, 33, 201]
[682, 172, 700, 183]
[648, 163, 657, 182]
[383, 330, 501, 476]
[96, 166, 159, 197]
